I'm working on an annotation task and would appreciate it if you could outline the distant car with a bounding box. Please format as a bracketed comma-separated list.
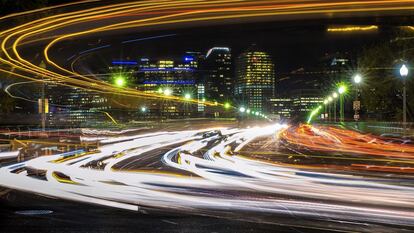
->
[222, 135, 229, 141]
[202, 130, 222, 138]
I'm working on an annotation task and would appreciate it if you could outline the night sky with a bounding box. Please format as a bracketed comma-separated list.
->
[72, 19, 393, 74]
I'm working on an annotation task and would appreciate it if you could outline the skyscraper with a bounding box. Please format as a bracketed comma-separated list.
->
[135, 54, 200, 119]
[235, 46, 275, 113]
[203, 47, 232, 102]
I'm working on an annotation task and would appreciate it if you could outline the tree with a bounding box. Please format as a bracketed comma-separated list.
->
[0, 89, 15, 115]
[357, 29, 414, 121]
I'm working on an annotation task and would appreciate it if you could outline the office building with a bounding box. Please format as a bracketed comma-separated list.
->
[235, 46, 275, 113]
[203, 47, 232, 102]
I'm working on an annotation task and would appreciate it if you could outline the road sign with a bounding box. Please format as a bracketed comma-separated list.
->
[353, 101, 360, 110]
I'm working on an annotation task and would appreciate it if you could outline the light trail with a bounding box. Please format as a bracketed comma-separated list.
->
[4, 80, 40, 103]
[327, 25, 379, 32]
[0, 0, 101, 21]
[1, 0, 413, 107]
[280, 124, 414, 159]
[1, 1, 414, 229]
[1, 124, 414, 231]
[4, 80, 119, 124]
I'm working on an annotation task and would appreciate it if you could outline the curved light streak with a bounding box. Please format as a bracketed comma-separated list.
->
[1, 124, 414, 231]
[1, 0, 414, 107]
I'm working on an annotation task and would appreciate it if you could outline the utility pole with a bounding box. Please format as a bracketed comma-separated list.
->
[328, 103, 331, 121]
[41, 81, 46, 131]
[39, 61, 47, 131]
[400, 64, 409, 134]
[340, 95, 344, 122]
[352, 74, 362, 122]
[403, 77, 407, 132]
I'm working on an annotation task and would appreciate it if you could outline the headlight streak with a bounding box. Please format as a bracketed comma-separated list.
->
[0, 0, 102, 21]
[2, 1, 414, 229]
[2, 124, 414, 231]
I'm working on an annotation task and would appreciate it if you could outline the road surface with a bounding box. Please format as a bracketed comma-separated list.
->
[1, 123, 414, 232]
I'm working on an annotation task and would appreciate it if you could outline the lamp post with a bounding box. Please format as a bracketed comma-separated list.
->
[113, 75, 126, 87]
[162, 88, 172, 120]
[328, 96, 333, 121]
[184, 93, 191, 118]
[353, 74, 362, 121]
[141, 106, 147, 119]
[238, 107, 246, 126]
[338, 85, 346, 122]
[332, 92, 338, 122]
[400, 64, 409, 132]
[163, 88, 172, 96]
[39, 61, 47, 131]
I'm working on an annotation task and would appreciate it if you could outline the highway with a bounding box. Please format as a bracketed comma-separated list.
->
[1, 1, 414, 232]
[1, 123, 414, 232]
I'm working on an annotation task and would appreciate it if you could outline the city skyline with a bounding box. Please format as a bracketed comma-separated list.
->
[0, 34, 408, 124]
[1, 2, 414, 232]
[71, 22, 390, 75]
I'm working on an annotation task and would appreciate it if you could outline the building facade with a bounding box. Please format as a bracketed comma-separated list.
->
[235, 47, 275, 113]
[203, 47, 232, 102]
[135, 54, 201, 119]
[269, 97, 293, 120]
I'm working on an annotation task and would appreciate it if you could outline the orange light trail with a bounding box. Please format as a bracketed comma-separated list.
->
[281, 124, 414, 159]
[327, 25, 379, 32]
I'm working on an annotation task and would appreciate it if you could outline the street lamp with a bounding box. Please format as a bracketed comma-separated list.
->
[353, 74, 362, 121]
[246, 109, 251, 114]
[141, 106, 147, 112]
[401, 64, 409, 77]
[353, 74, 362, 84]
[114, 75, 126, 87]
[323, 99, 328, 120]
[338, 85, 346, 94]
[400, 64, 409, 131]
[239, 107, 246, 113]
[338, 85, 347, 122]
[332, 92, 338, 122]
[224, 102, 231, 109]
[327, 96, 333, 122]
[163, 88, 172, 96]
[183, 93, 191, 117]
